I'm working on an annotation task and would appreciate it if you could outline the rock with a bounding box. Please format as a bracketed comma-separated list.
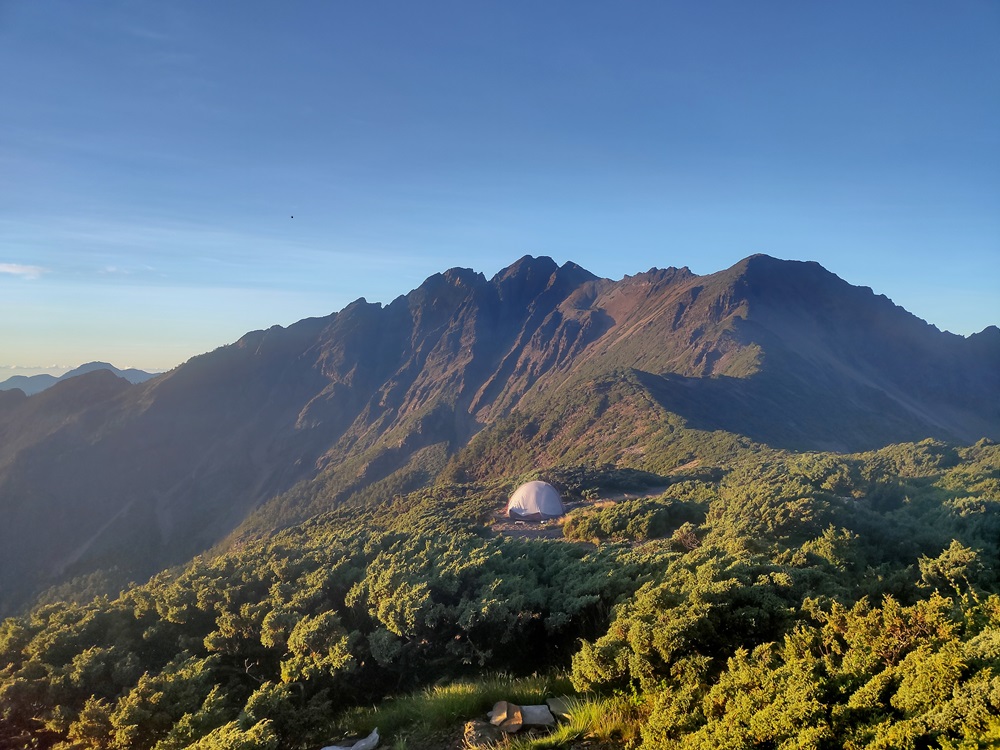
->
[488, 700, 518, 728]
[487, 700, 555, 733]
[520, 704, 556, 727]
[487, 700, 505, 724]
[463, 719, 503, 748]
[546, 696, 575, 720]
[321, 728, 379, 750]
[352, 729, 380, 750]
[499, 705, 524, 733]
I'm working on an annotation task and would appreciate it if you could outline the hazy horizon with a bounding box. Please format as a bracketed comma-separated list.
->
[0, 363, 168, 380]
[3, 251, 1000, 380]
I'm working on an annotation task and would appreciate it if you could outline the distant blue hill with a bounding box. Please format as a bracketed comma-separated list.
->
[0, 362, 157, 395]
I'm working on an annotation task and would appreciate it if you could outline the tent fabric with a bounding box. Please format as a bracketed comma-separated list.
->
[506, 481, 564, 521]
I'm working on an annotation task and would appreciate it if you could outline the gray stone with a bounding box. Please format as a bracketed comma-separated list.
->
[546, 696, 575, 720]
[487, 700, 557, 733]
[321, 727, 379, 750]
[520, 704, 556, 727]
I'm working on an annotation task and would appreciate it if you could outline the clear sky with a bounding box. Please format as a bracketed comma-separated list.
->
[2, 1, 998, 377]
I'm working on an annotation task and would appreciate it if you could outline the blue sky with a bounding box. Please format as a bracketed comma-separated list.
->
[2, 1, 998, 376]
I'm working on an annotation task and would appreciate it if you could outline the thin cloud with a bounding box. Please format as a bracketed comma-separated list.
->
[124, 25, 175, 43]
[0, 364, 70, 372]
[0, 263, 46, 280]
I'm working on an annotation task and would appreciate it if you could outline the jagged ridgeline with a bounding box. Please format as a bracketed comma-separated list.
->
[0, 256, 999, 748]
[1, 255, 996, 615]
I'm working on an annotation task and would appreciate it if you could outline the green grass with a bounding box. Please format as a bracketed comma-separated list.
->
[491, 694, 645, 749]
[336, 677, 647, 749]
[335, 673, 574, 744]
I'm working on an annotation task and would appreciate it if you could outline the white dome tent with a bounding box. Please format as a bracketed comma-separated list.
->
[506, 480, 564, 521]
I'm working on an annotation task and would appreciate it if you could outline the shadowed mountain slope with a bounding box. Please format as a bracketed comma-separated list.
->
[0, 254, 996, 612]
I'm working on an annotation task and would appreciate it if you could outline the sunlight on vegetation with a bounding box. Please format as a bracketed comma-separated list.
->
[494, 695, 645, 749]
[0, 440, 998, 748]
[337, 673, 572, 739]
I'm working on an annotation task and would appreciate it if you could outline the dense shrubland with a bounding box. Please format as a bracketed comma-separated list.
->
[1, 439, 998, 748]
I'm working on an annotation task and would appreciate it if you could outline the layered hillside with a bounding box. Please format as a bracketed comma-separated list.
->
[0, 254, 996, 612]
[0, 362, 157, 395]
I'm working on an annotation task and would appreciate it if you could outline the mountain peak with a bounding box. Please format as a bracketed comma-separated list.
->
[971, 324, 1000, 341]
[64, 361, 117, 377]
[730, 253, 829, 279]
[725, 254, 855, 306]
[405, 268, 487, 314]
[493, 255, 560, 284]
[551, 259, 599, 287]
[490, 255, 561, 305]
[442, 266, 486, 288]
[1, 253, 997, 615]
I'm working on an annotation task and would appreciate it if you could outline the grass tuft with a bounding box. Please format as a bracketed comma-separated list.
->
[336, 673, 574, 740]
[489, 694, 645, 749]
[336, 675, 646, 749]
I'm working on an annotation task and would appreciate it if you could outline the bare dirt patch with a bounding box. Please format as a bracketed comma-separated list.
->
[490, 512, 566, 540]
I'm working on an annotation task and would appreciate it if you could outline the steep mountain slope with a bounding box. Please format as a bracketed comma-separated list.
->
[0, 255, 996, 612]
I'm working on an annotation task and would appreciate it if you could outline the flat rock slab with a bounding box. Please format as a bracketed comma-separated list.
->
[521, 704, 556, 727]
[488, 701, 555, 733]
[322, 727, 379, 750]
[546, 696, 575, 720]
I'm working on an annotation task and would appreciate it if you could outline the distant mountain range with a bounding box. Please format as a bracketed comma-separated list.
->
[0, 254, 997, 613]
[0, 361, 157, 395]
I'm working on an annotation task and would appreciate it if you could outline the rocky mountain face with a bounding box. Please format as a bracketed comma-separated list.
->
[0, 254, 996, 612]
